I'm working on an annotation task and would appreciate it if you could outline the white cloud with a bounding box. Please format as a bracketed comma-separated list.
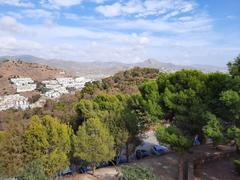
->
[21, 9, 57, 19]
[96, 3, 122, 17]
[0, 16, 24, 33]
[41, 0, 83, 8]
[0, 0, 34, 7]
[96, 0, 195, 18]
[91, 14, 211, 34]
[63, 13, 95, 21]
[91, 0, 108, 4]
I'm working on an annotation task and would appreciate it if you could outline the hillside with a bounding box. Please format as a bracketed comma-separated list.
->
[0, 60, 70, 96]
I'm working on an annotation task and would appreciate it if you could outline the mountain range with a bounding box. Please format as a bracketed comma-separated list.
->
[0, 55, 227, 78]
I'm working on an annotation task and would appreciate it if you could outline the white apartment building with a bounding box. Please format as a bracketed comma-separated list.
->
[17, 84, 37, 93]
[11, 77, 34, 86]
[0, 94, 30, 111]
[42, 80, 61, 89]
[56, 78, 75, 86]
[11, 77, 37, 92]
[42, 80, 58, 85]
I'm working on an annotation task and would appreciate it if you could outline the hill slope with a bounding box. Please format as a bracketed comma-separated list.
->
[0, 60, 69, 95]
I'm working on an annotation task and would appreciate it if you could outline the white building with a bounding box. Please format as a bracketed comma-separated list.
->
[11, 77, 36, 92]
[74, 77, 92, 89]
[44, 90, 61, 99]
[11, 77, 34, 86]
[42, 80, 61, 89]
[17, 84, 37, 93]
[0, 94, 30, 111]
[56, 78, 75, 87]
[54, 87, 69, 94]
[42, 77, 92, 99]
[44, 86, 68, 99]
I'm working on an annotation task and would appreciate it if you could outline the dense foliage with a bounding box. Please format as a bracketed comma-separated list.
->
[155, 56, 239, 150]
[0, 115, 72, 177]
[16, 160, 48, 180]
[155, 126, 190, 151]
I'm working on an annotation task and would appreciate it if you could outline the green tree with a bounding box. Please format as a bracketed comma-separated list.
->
[74, 118, 115, 174]
[23, 116, 49, 161]
[138, 81, 163, 122]
[76, 94, 130, 152]
[205, 72, 232, 120]
[220, 90, 240, 126]
[202, 112, 223, 146]
[23, 115, 72, 177]
[43, 150, 69, 177]
[0, 124, 24, 176]
[228, 54, 240, 77]
[157, 70, 208, 136]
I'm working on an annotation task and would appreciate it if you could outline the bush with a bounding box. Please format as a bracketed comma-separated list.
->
[120, 165, 157, 180]
[234, 160, 240, 175]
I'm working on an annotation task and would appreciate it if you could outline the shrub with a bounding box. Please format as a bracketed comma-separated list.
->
[120, 165, 157, 180]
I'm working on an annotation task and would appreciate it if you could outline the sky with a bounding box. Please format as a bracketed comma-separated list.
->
[0, 0, 239, 66]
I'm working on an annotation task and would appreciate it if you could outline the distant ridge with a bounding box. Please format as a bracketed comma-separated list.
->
[0, 55, 45, 63]
[0, 55, 227, 77]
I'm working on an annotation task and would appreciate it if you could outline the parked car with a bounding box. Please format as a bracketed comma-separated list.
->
[109, 155, 128, 165]
[97, 161, 109, 168]
[59, 166, 73, 176]
[79, 166, 92, 173]
[151, 145, 168, 155]
[136, 149, 150, 160]
[79, 161, 109, 173]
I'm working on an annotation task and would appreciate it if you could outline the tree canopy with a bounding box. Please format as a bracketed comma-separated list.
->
[74, 118, 115, 173]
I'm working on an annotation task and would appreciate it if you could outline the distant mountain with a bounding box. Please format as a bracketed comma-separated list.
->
[0, 55, 45, 63]
[134, 59, 186, 72]
[0, 55, 227, 78]
[135, 59, 227, 72]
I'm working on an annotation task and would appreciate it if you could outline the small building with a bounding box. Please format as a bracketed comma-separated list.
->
[44, 90, 61, 99]
[0, 94, 30, 111]
[17, 84, 37, 93]
[11, 77, 36, 92]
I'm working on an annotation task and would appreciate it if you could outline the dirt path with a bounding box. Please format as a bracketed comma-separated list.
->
[62, 153, 179, 180]
[201, 154, 240, 180]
